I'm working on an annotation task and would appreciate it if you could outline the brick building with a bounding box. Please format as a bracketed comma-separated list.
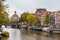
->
[35, 8, 55, 26]
[35, 8, 47, 25]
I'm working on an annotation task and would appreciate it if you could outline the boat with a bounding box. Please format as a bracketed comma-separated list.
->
[48, 29, 60, 33]
[47, 25, 60, 33]
[42, 27, 49, 32]
[30, 27, 42, 31]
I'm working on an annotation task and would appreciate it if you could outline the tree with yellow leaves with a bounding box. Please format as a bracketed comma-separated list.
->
[26, 13, 35, 26]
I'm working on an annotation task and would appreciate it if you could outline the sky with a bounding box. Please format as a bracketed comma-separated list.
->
[5, 0, 60, 17]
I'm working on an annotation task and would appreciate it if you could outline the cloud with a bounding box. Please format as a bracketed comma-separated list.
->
[5, 0, 60, 17]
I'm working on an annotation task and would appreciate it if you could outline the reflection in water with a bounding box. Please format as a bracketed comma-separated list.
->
[2, 28, 21, 40]
[20, 28, 60, 40]
[1, 28, 60, 40]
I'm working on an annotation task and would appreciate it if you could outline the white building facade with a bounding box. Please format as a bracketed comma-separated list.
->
[54, 11, 60, 27]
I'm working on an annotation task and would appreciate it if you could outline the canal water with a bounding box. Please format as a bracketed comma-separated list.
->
[1, 28, 60, 40]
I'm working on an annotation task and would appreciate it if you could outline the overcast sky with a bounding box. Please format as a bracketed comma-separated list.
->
[5, 0, 60, 17]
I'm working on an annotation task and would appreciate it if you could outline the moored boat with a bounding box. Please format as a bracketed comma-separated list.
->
[42, 27, 49, 32]
[30, 27, 42, 31]
[49, 29, 60, 33]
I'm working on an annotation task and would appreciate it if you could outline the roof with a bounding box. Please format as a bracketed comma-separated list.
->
[35, 8, 47, 13]
[10, 11, 19, 21]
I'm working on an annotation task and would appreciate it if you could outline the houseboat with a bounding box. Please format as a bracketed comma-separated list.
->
[48, 25, 60, 33]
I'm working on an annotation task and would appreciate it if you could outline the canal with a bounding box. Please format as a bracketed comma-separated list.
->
[1, 28, 60, 40]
